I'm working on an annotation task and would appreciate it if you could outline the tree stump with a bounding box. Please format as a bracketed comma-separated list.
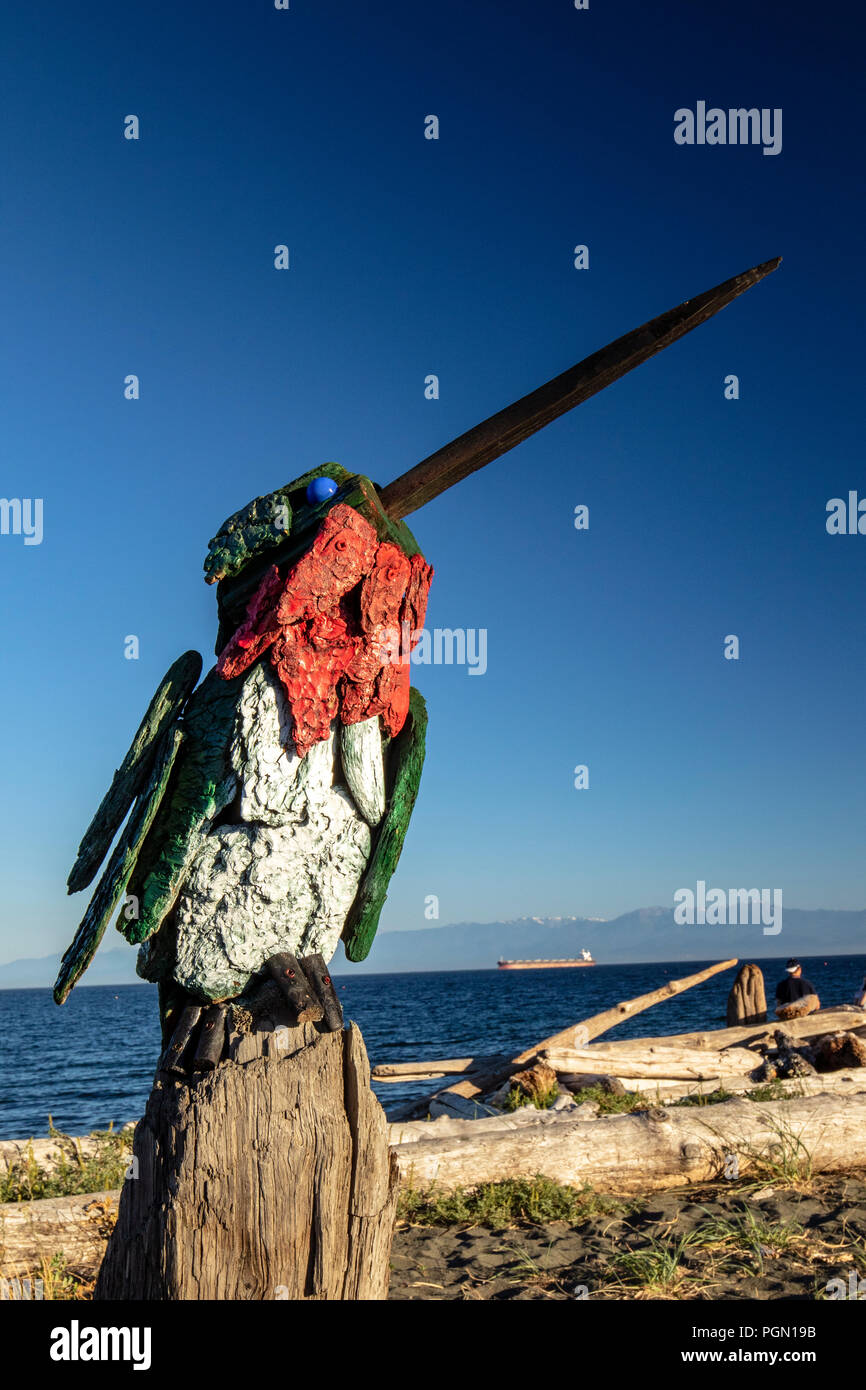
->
[726, 963, 767, 1026]
[95, 1019, 398, 1300]
[813, 1030, 866, 1072]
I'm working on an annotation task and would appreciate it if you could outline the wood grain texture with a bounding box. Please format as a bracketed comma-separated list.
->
[439, 959, 739, 1102]
[9, 1073, 866, 1279]
[378, 259, 781, 520]
[0, 1191, 118, 1280]
[94, 1022, 398, 1300]
[67, 651, 202, 895]
[373, 1056, 509, 1080]
[391, 1092, 866, 1195]
[543, 1044, 760, 1081]
[727, 963, 768, 1025]
[580, 1070, 866, 1101]
[342, 1023, 401, 1298]
[595, 1009, 866, 1055]
[54, 727, 184, 1004]
[342, 687, 428, 962]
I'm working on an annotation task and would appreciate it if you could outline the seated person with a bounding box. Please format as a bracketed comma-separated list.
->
[854, 975, 866, 1008]
[775, 959, 820, 1020]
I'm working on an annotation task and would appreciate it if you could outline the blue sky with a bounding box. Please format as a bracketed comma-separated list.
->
[1, 0, 864, 967]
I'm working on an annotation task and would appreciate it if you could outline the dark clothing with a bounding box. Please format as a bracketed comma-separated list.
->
[776, 974, 816, 1005]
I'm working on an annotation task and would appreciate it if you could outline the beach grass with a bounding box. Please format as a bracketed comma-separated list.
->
[503, 1082, 559, 1112]
[397, 1174, 637, 1227]
[0, 1123, 133, 1203]
[572, 1085, 652, 1114]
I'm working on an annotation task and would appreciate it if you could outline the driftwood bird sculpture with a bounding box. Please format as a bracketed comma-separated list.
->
[54, 257, 780, 1067]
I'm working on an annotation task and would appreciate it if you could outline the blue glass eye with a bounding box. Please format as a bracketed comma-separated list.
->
[306, 476, 339, 505]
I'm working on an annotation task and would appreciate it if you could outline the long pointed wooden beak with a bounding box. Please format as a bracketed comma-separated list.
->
[378, 256, 781, 521]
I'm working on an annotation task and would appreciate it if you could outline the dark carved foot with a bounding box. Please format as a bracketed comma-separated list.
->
[265, 953, 323, 1023]
[299, 953, 343, 1032]
[158, 955, 344, 1077]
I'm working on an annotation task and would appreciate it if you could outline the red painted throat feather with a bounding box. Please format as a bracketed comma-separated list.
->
[217, 503, 433, 757]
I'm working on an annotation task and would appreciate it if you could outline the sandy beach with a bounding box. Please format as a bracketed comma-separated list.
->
[389, 1174, 866, 1301]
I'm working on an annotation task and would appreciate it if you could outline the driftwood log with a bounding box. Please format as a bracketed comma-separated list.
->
[590, 1008, 866, 1054]
[95, 1020, 398, 1300]
[575, 1069, 866, 1102]
[436, 958, 739, 1103]
[383, 1008, 866, 1086]
[392, 1092, 866, 1195]
[726, 963, 767, 1025]
[8, 1075, 866, 1278]
[0, 1191, 118, 1281]
[543, 1043, 760, 1081]
[373, 1056, 510, 1082]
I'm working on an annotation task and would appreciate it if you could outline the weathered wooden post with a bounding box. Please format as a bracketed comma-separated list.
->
[726, 963, 768, 1026]
[96, 1016, 398, 1300]
[53, 259, 778, 1300]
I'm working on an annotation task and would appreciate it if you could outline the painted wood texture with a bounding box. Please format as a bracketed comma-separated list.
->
[121, 667, 244, 947]
[217, 502, 432, 757]
[214, 472, 424, 652]
[66, 651, 202, 895]
[340, 717, 386, 825]
[54, 726, 184, 1004]
[204, 461, 352, 587]
[342, 687, 428, 962]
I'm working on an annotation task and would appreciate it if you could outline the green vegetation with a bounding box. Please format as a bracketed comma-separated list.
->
[669, 1080, 793, 1108]
[744, 1079, 791, 1103]
[670, 1088, 735, 1108]
[606, 1232, 702, 1296]
[691, 1207, 804, 1274]
[695, 1112, 815, 1191]
[397, 1175, 635, 1227]
[572, 1085, 651, 1114]
[503, 1082, 559, 1112]
[737, 1122, 814, 1188]
[604, 1206, 810, 1296]
[0, 1122, 133, 1203]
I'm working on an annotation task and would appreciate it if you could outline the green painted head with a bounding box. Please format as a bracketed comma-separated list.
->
[205, 465, 425, 655]
[203, 463, 354, 586]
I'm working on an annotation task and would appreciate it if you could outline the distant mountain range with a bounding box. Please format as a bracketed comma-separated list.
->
[1, 907, 864, 988]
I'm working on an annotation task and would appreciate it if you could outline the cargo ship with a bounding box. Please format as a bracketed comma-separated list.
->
[497, 949, 595, 970]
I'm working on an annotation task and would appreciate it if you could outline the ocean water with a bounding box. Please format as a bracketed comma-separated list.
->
[1, 955, 863, 1141]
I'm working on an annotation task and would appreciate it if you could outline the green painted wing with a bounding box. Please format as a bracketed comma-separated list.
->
[67, 651, 202, 894]
[341, 687, 428, 962]
[54, 725, 184, 1004]
[119, 665, 244, 946]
